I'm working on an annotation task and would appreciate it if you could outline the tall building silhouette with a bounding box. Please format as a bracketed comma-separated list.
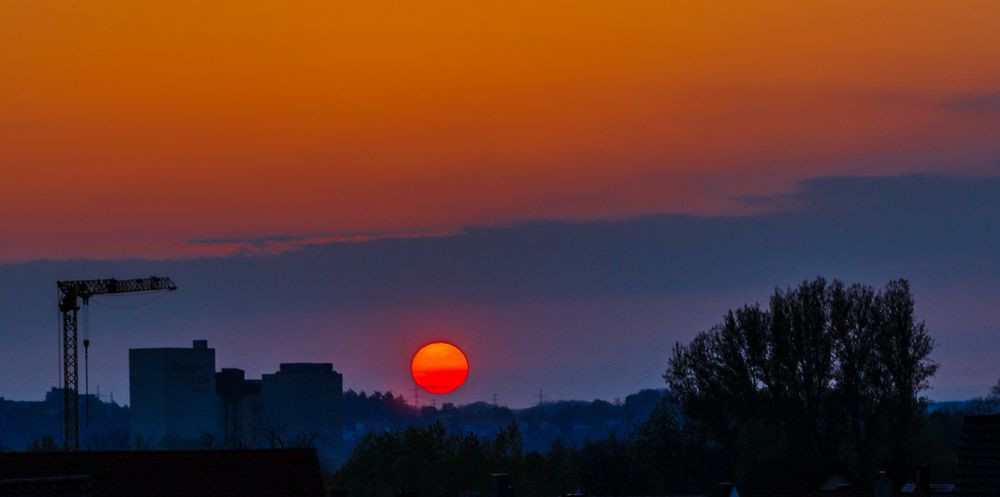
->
[216, 367, 261, 446]
[129, 340, 342, 454]
[262, 363, 343, 451]
[129, 340, 217, 442]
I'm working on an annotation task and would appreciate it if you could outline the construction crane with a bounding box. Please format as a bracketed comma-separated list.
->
[57, 276, 177, 450]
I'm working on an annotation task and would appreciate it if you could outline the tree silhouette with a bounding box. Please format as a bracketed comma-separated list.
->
[665, 277, 937, 483]
[333, 277, 942, 494]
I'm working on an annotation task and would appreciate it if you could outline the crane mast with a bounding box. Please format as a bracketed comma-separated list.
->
[57, 276, 177, 450]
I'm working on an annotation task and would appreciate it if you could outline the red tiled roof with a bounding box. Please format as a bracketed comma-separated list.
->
[0, 449, 324, 497]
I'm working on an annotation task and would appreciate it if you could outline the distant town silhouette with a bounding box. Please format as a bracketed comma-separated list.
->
[4, 277, 1000, 496]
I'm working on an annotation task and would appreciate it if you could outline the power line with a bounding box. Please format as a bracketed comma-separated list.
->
[90, 290, 173, 310]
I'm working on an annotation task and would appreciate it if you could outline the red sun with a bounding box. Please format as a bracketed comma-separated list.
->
[411, 341, 469, 394]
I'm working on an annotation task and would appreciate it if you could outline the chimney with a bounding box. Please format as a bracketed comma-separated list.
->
[193, 339, 208, 349]
[874, 471, 893, 497]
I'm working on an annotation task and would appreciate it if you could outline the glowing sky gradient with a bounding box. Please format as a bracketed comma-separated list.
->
[2, 175, 1000, 405]
[2, 3, 1000, 406]
[3, 1, 1000, 261]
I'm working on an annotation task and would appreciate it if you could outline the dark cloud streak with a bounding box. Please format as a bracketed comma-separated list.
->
[2, 174, 999, 405]
[943, 93, 1000, 114]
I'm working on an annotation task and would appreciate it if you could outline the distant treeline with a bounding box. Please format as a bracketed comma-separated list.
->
[0, 380, 666, 456]
[332, 395, 972, 497]
[342, 388, 667, 453]
[0, 392, 129, 451]
[332, 399, 714, 496]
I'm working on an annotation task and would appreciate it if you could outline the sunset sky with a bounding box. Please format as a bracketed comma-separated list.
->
[2, 1, 1000, 405]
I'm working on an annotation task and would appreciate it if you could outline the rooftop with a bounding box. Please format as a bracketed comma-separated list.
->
[956, 414, 1000, 497]
[0, 449, 324, 497]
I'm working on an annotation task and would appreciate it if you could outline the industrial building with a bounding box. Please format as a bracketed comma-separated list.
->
[216, 368, 261, 447]
[261, 363, 343, 452]
[128, 340, 342, 454]
[128, 340, 218, 443]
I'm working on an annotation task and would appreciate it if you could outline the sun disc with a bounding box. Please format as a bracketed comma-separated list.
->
[411, 342, 469, 394]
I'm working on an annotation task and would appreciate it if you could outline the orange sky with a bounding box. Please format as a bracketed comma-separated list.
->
[2, 1, 1000, 261]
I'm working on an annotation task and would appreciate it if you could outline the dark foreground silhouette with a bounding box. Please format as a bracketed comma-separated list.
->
[333, 277, 985, 496]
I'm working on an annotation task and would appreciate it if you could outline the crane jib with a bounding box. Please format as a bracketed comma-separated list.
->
[55, 276, 177, 451]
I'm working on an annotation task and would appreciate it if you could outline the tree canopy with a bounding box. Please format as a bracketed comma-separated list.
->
[333, 277, 946, 495]
[665, 277, 937, 482]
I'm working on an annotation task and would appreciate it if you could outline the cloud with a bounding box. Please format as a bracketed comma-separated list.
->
[2, 174, 1000, 405]
[943, 93, 1000, 114]
[185, 229, 459, 256]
